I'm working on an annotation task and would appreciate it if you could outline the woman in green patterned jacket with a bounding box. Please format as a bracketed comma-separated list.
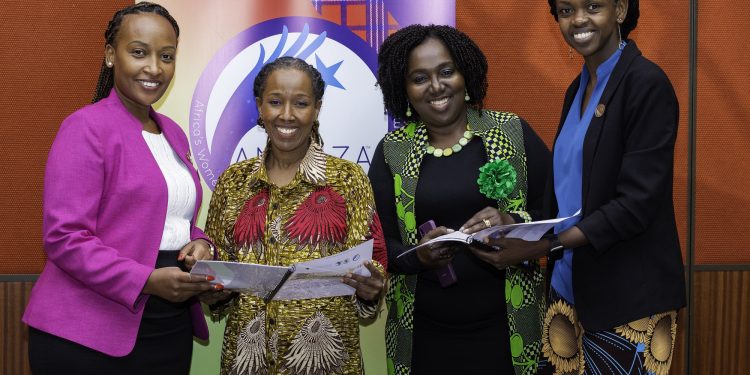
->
[368, 25, 551, 374]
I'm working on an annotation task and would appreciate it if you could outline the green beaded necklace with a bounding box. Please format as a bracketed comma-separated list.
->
[425, 125, 473, 157]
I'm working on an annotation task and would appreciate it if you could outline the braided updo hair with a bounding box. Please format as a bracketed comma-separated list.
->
[377, 24, 488, 122]
[92, 2, 180, 103]
[253, 56, 327, 146]
[547, 0, 639, 39]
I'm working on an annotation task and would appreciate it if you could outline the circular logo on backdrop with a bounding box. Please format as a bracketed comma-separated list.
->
[190, 17, 388, 190]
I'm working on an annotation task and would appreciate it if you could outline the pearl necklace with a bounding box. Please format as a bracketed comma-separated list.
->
[425, 125, 473, 157]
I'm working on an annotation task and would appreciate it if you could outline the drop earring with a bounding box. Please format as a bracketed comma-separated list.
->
[464, 91, 470, 102]
[568, 46, 573, 59]
[405, 102, 412, 117]
[617, 19, 625, 49]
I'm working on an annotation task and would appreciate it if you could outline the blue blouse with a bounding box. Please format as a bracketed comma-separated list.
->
[551, 46, 624, 304]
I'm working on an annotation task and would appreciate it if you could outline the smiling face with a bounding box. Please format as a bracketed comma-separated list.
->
[105, 12, 177, 117]
[405, 37, 467, 130]
[555, 0, 627, 68]
[256, 68, 321, 158]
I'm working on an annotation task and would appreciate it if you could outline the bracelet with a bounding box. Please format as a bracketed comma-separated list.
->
[201, 239, 216, 256]
[542, 233, 564, 254]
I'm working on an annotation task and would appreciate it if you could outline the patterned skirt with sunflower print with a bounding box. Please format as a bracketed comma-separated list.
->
[538, 289, 678, 375]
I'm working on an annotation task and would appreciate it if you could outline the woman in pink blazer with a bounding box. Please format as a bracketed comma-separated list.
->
[23, 3, 217, 374]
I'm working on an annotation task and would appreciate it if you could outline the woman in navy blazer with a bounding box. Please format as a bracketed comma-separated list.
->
[487, 1, 686, 374]
[23, 3, 217, 374]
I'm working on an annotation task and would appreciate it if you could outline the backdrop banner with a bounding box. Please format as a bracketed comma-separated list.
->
[151, 1, 455, 373]
[157, 0, 455, 190]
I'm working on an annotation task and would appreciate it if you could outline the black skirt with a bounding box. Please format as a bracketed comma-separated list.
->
[29, 250, 194, 375]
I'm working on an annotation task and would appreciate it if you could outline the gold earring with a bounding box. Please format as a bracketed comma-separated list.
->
[405, 102, 412, 117]
[106, 61, 113, 68]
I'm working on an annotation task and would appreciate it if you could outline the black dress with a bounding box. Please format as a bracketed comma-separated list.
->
[369, 120, 550, 374]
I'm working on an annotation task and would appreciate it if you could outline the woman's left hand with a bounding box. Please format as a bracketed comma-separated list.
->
[469, 237, 547, 270]
[460, 206, 515, 234]
[178, 239, 214, 270]
[342, 261, 385, 302]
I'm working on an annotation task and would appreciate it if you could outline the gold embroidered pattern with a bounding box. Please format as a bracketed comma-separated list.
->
[283, 311, 348, 375]
[206, 143, 386, 375]
[231, 310, 268, 375]
[541, 300, 584, 375]
[644, 311, 677, 375]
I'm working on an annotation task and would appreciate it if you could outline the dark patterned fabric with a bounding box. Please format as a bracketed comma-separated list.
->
[539, 288, 678, 375]
[381, 109, 544, 375]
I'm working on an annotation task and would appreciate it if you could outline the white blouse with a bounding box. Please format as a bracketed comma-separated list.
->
[142, 131, 197, 251]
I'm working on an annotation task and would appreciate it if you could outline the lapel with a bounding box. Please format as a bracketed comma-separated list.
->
[579, 41, 641, 205]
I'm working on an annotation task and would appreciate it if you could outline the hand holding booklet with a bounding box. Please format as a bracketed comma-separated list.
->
[191, 240, 373, 302]
[397, 211, 581, 259]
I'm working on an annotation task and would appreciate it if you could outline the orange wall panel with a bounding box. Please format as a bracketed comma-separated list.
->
[0, 0, 137, 274]
[695, 4, 750, 264]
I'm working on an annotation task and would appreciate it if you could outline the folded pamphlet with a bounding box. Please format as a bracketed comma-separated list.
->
[397, 211, 581, 259]
[191, 240, 373, 302]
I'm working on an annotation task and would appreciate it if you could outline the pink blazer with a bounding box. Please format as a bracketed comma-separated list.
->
[23, 90, 209, 357]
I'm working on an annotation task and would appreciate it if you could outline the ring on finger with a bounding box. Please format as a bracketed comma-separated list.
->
[482, 218, 492, 228]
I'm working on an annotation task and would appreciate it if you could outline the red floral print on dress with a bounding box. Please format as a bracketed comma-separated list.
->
[368, 211, 388, 269]
[233, 189, 269, 255]
[285, 186, 347, 255]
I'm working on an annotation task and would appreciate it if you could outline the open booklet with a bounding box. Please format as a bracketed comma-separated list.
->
[397, 211, 581, 259]
[191, 239, 373, 302]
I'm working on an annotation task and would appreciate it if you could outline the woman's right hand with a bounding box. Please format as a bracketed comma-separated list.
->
[416, 226, 458, 269]
[142, 267, 218, 303]
[199, 289, 234, 306]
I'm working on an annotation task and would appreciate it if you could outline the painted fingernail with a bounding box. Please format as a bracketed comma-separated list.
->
[206, 275, 215, 281]
[213, 284, 224, 291]
[177, 253, 185, 261]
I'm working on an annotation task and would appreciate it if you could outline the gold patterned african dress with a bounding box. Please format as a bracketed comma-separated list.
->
[205, 141, 387, 375]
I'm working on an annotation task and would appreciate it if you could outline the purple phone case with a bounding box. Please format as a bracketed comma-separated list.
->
[418, 220, 436, 237]
[419, 220, 458, 288]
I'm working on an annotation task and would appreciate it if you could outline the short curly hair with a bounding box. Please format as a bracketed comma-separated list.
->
[547, 0, 639, 39]
[377, 24, 488, 122]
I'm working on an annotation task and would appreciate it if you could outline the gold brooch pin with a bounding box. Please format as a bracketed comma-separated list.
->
[595, 104, 606, 118]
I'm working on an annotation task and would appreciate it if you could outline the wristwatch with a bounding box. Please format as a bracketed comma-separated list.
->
[543, 233, 564, 254]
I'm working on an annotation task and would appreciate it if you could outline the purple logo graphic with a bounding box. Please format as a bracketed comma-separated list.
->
[190, 17, 391, 189]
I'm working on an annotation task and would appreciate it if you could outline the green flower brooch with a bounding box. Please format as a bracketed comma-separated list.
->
[477, 159, 517, 200]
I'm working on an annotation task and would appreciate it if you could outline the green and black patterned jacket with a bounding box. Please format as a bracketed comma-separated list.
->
[379, 109, 544, 375]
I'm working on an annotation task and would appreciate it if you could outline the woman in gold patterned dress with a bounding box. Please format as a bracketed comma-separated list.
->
[202, 56, 387, 375]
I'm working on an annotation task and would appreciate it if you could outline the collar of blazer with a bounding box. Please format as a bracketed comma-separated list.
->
[553, 40, 643, 215]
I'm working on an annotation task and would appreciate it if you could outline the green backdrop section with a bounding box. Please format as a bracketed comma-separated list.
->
[190, 306, 388, 374]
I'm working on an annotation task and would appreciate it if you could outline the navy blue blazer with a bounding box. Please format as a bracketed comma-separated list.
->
[546, 41, 687, 331]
